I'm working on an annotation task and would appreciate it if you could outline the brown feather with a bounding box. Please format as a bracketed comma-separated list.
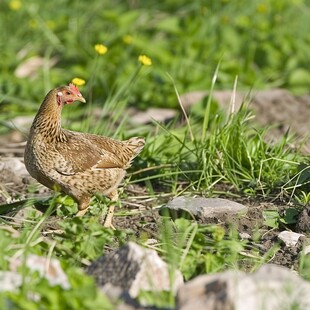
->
[24, 85, 145, 216]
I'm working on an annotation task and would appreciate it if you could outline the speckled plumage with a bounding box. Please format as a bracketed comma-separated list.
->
[24, 85, 145, 219]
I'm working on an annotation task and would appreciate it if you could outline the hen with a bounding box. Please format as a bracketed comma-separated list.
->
[24, 84, 145, 227]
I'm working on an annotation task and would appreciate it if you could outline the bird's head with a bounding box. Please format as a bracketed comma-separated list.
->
[56, 83, 86, 105]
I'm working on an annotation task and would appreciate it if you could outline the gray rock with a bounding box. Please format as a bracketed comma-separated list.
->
[161, 196, 248, 221]
[0, 158, 29, 177]
[87, 242, 183, 299]
[130, 107, 177, 125]
[10, 254, 70, 289]
[177, 264, 310, 310]
[296, 205, 310, 233]
[0, 271, 22, 292]
[239, 232, 251, 240]
[278, 231, 305, 247]
[303, 245, 310, 255]
[100, 283, 143, 310]
[12, 206, 44, 223]
[15, 56, 57, 79]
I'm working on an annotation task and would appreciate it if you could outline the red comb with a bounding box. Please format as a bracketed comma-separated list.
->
[69, 83, 81, 95]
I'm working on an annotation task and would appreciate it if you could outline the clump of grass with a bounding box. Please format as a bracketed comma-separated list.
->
[138, 93, 304, 200]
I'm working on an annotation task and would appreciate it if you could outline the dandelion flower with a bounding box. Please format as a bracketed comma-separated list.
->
[9, 0, 22, 10]
[122, 35, 133, 45]
[29, 19, 37, 29]
[71, 78, 86, 86]
[256, 4, 267, 14]
[94, 44, 108, 55]
[46, 20, 56, 30]
[138, 55, 152, 66]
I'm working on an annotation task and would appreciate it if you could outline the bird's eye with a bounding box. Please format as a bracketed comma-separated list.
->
[66, 91, 71, 95]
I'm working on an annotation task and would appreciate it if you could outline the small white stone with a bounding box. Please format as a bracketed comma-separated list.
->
[278, 231, 304, 247]
[239, 232, 251, 240]
[10, 254, 70, 289]
[0, 271, 22, 292]
[303, 245, 310, 255]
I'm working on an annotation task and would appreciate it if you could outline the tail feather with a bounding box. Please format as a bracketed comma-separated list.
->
[124, 137, 145, 168]
[126, 137, 145, 156]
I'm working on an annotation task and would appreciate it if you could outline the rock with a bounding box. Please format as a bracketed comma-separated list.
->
[10, 254, 70, 289]
[100, 283, 142, 310]
[87, 242, 183, 299]
[0, 157, 36, 204]
[0, 158, 29, 177]
[296, 204, 310, 233]
[179, 90, 246, 113]
[239, 232, 251, 240]
[160, 196, 248, 222]
[180, 91, 208, 110]
[180, 89, 310, 153]
[303, 245, 310, 255]
[177, 264, 310, 310]
[13, 206, 44, 223]
[15, 56, 57, 79]
[0, 271, 22, 292]
[9, 116, 34, 132]
[130, 108, 177, 125]
[278, 231, 304, 247]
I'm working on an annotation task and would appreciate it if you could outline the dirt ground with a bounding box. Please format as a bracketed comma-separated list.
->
[1, 89, 310, 272]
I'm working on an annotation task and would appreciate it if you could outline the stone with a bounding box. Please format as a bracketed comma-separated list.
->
[0, 271, 22, 292]
[239, 232, 251, 240]
[10, 254, 70, 289]
[161, 196, 248, 221]
[304, 245, 310, 255]
[13, 206, 43, 223]
[179, 89, 310, 153]
[0, 158, 29, 178]
[296, 204, 310, 233]
[87, 242, 183, 299]
[15, 56, 57, 79]
[177, 264, 310, 310]
[278, 231, 304, 247]
[130, 108, 177, 125]
[100, 283, 142, 310]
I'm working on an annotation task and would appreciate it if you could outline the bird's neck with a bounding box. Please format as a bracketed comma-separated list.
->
[31, 95, 66, 143]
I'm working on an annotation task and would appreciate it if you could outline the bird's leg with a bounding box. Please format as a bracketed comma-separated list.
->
[76, 197, 91, 217]
[103, 190, 118, 228]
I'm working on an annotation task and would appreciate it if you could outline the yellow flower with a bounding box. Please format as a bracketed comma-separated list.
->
[220, 15, 230, 24]
[138, 55, 152, 66]
[9, 0, 22, 10]
[256, 4, 267, 14]
[94, 44, 108, 55]
[122, 35, 133, 45]
[29, 19, 37, 29]
[71, 78, 86, 86]
[46, 20, 56, 30]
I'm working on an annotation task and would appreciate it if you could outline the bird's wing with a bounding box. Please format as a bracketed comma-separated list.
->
[54, 132, 126, 175]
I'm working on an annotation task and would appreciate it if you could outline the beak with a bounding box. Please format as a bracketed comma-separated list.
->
[77, 94, 86, 103]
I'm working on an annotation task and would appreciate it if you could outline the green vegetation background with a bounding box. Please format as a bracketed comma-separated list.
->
[1, 0, 310, 118]
[1, 1, 310, 308]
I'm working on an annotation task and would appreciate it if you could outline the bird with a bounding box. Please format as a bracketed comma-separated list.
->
[24, 83, 145, 227]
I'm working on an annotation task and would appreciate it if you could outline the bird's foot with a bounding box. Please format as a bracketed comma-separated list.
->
[102, 204, 115, 229]
[76, 208, 89, 217]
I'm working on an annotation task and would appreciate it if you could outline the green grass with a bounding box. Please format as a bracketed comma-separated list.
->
[1, 81, 309, 307]
[1, 0, 310, 120]
[1, 0, 310, 308]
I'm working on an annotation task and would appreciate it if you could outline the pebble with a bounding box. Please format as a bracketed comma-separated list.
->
[161, 196, 248, 221]
[278, 231, 304, 247]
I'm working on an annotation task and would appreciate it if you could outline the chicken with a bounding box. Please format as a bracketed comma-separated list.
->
[24, 83, 145, 227]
